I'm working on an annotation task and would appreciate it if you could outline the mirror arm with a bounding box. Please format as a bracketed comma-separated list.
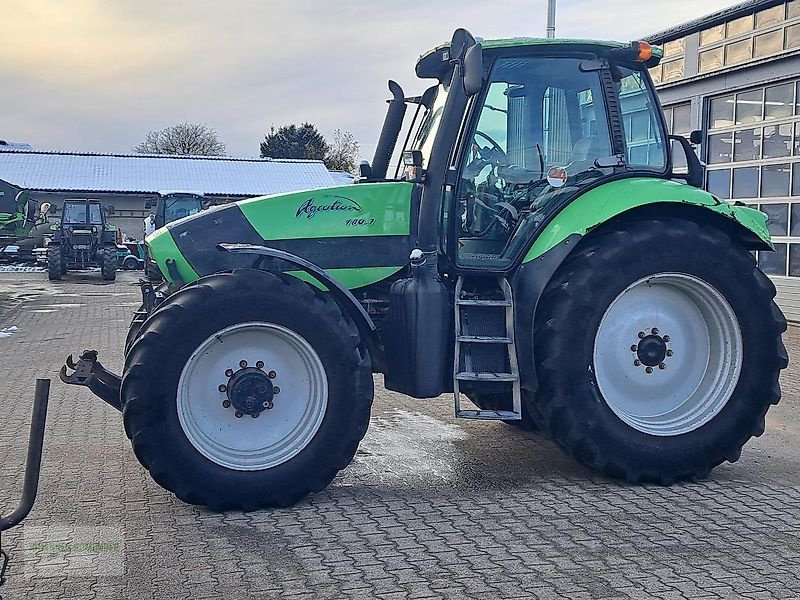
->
[668, 134, 704, 189]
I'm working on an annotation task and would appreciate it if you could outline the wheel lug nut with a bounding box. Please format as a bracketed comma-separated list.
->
[663, 335, 670, 342]
[651, 328, 659, 335]
[638, 331, 645, 339]
[267, 370, 277, 379]
[659, 363, 666, 370]
[273, 386, 280, 395]
[222, 400, 231, 408]
[630, 345, 638, 352]
[256, 360, 264, 369]
[239, 360, 247, 368]
[225, 369, 234, 377]
[645, 366, 653, 374]
[252, 413, 259, 418]
[666, 349, 673, 357]
[634, 359, 641, 366]
[218, 384, 227, 392]
[234, 411, 243, 418]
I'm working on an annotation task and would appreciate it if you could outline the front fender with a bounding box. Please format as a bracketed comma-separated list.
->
[522, 178, 771, 262]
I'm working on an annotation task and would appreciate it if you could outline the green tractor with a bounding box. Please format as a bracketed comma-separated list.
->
[0, 181, 36, 248]
[47, 199, 117, 281]
[62, 30, 787, 511]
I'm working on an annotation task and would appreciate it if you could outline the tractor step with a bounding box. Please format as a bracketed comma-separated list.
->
[455, 371, 518, 382]
[456, 409, 521, 420]
[456, 335, 512, 344]
[455, 299, 511, 307]
[453, 276, 522, 420]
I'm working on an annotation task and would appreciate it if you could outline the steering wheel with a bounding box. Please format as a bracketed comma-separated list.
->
[473, 130, 507, 165]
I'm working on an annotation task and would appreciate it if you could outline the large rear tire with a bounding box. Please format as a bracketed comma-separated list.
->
[121, 269, 373, 510]
[47, 245, 63, 280]
[100, 245, 116, 281]
[533, 218, 787, 484]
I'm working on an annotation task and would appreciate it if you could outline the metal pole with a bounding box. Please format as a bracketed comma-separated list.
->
[546, 0, 557, 38]
[0, 379, 50, 532]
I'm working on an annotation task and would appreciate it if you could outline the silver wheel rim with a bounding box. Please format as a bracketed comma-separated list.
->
[177, 322, 328, 470]
[593, 273, 742, 436]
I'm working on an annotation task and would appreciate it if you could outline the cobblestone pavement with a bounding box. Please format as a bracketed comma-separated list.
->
[1, 271, 799, 599]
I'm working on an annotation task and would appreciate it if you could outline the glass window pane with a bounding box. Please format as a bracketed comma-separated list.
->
[649, 65, 662, 85]
[663, 38, 685, 57]
[791, 204, 800, 235]
[700, 24, 725, 46]
[789, 244, 800, 277]
[733, 128, 762, 161]
[765, 83, 794, 119]
[762, 203, 789, 235]
[762, 124, 793, 158]
[707, 169, 732, 199]
[789, 0, 800, 19]
[759, 243, 787, 275]
[662, 59, 684, 82]
[710, 94, 735, 128]
[735, 89, 763, 124]
[756, 5, 784, 28]
[707, 132, 733, 163]
[754, 30, 783, 57]
[728, 15, 754, 37]
[793, 163, 800, 196]
[787, 23, 800, 49]
[733, 166, 760, 198]
[726, 39, 753, 65]
[761, 163, 791, 197]
[794, 122, 800, 155]
[672, 103, 691, 135]
[699, 47, 724, 73]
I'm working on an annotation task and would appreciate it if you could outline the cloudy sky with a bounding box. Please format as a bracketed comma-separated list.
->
[2, 0, 736, 160]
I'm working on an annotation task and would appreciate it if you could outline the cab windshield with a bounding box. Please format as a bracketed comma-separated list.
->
[408, 84, 448, 170]
[164, 196, 203, 223]
[63, 203, 88, 224]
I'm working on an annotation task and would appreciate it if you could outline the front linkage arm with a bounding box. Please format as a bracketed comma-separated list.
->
[59, 351, 122, 412]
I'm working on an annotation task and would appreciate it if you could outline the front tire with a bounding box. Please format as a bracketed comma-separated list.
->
[533, 218, 787, 484]
[100, 245, 116, 281]
[47, 245, 63, 280]
[121, 269, 373, 510]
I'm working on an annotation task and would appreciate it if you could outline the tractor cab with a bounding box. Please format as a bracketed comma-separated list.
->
[152, 191, 205, 229]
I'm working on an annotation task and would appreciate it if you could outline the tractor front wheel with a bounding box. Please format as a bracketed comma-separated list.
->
[47, 245, 63, 280]
[533, 218, 787, 484]
[121, 269, 373, 510]
[100, 245, 116, 281]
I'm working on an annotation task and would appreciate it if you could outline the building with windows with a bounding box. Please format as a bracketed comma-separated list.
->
[647, 0, 800, 320]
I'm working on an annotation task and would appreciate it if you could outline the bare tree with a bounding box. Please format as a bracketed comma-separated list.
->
[134, 122, 226, 156]
[324, 129, 360, 174]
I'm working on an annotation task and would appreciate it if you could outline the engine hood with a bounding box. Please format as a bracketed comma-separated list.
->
[147, 181, 415, 289]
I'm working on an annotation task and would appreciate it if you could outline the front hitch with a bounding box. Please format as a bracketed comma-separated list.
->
[59, 350, 122, 412]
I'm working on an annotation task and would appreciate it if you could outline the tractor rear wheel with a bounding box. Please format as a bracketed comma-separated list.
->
[47, 245, 63, 280]
[100, 245, 116, 281]
[121, 269, 373, 510]
[533, 218, 787, 484]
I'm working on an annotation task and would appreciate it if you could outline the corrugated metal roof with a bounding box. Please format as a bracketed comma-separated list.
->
[0, 149, 340, 196]
[646, 0, 784, 44]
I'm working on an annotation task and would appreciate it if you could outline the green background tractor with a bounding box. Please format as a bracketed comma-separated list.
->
[63, 30, 787, 511]
[47, 199, 117, 281]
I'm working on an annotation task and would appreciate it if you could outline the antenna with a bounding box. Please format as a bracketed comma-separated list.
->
[546, 0, 556, 38]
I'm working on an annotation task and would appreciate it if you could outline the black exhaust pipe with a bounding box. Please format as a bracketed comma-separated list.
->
[371, 80, 407, 179]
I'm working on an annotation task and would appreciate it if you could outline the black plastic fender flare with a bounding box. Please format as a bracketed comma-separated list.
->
[217, 243, 382, 371]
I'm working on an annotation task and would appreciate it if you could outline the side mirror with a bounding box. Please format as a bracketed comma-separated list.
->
[669, 135, 704, 188]
[106, 204, 115, 215]
[463, 44, 484, 97]
[358, 161, 373, 180]
[689, 129, 703, 145]
[450, 28, 475, 62]
[49, 203, 57, 215]
[144, 199, 154, 210]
